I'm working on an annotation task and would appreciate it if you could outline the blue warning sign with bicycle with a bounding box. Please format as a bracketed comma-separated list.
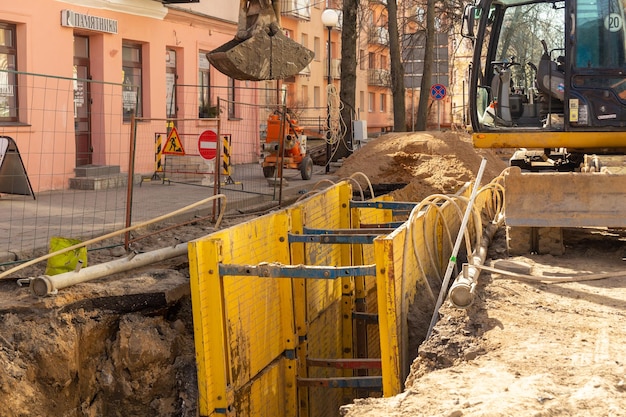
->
[430, 84, 447, 100]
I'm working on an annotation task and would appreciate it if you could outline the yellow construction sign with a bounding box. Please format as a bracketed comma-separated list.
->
[163, 126, 185, 155]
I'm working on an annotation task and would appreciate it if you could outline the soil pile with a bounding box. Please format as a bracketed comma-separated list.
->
[341, 227, 626, 416]
[0, 264, 198, 417]
[335, 131, 507, 201]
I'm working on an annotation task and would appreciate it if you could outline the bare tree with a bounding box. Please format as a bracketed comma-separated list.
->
[398, 0, 467, 130]
[415, 0, 435, 130]
[387, 0, 406, 131]
[336, 0, 359, 160]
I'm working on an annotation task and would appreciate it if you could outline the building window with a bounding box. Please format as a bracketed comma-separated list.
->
[228, 77, 237, 119]
[122, 42, 142, 121]
[359, 49, 366, 70]
[0, 23, 18, 122]
[380, 55, 387, 69]
[380, 93, 386, 112]
[368, 52, 376, 69]
[313, 86, 320, 107]
[264, 81, 276, 106]
[359, 91, 365, 113]
[368, 92, 375, 112]
[416, 7, 425, 23]
[314, 37, 320, 61]
[301, 85, 308, 104]
[198, 51, 214, 118]
[301, 33, 308, 49]
[166, 49, 177, 118]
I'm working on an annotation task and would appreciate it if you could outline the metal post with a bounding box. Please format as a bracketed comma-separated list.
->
[463, 80, 466, 127]
[325, 25, 332, 173]
[124, 110, 137, 251]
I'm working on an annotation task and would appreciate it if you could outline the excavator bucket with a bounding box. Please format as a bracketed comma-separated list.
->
[207, 29, 314, 81]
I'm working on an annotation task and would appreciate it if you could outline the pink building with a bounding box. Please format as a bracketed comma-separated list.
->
[0, 0, 255, 192]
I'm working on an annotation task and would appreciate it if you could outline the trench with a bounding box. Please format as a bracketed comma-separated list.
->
[0, 272, 198, 417]
[0, 173, 501, 416]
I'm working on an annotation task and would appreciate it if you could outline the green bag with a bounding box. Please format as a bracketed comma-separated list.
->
[44, 237, 88, 275]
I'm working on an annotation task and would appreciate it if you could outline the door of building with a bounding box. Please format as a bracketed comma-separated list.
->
[73, 35, 92, 166]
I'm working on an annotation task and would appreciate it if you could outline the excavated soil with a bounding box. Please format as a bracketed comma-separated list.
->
[341, 227, 626, 417]
[3, 130, 624, 416]
[335, 130, 507, 200]
[0, 217, 250, 417]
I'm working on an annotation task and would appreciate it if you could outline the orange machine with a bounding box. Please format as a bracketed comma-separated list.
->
[261, 112, 313, 180]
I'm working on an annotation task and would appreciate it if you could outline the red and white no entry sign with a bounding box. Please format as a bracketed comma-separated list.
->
[198, 129, 218, 160]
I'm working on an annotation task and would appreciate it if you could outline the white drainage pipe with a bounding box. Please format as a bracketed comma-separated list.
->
[449, 217, 503, 309]
[30, 242, 188, 297]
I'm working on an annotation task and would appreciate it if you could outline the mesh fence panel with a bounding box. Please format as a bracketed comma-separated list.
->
[0, 70, 130, 258]
[0, 73, 335, 264]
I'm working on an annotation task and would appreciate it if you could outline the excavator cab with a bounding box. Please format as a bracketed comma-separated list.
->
[465, 0, 626, 152]
[463, 0, 626, 255]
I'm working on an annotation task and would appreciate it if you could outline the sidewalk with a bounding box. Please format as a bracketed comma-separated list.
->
[0, 163, 340, 262]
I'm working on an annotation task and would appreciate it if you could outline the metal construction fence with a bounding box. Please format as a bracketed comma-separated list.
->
[0, 70, 133, 261]
[188, 179, 502, 416]
[0, 70, 333, 263]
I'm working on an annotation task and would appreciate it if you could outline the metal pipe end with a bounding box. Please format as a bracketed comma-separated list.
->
[30, 275, 54, 297]
[449, 282, 474, 309]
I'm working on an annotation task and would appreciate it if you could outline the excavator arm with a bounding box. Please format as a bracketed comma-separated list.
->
[208, 0, 314, 81]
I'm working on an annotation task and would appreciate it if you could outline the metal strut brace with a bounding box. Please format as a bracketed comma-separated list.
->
[218, 262, 377, 279]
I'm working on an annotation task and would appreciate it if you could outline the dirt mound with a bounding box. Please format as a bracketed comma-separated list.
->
[341, 228, 626, 416]
[335, 131, 507, 201]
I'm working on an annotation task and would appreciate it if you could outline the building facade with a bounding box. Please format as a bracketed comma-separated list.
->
[0, 0, 252, 192]
[1, 0, 460, 193]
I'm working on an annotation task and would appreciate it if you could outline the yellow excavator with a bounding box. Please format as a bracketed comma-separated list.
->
[207, 0, 314, 81]
[463, 0, 626, 254]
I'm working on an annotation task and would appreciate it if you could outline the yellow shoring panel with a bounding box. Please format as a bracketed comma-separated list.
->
[188, 180, 497, 415]
[189, 211, 296, 416]
[279, 268, 298, 417]
[374, 236, 402, 396]
[351, 195, 393, 378]
[295, 182, 352, 417]
[374, 204, 454, 396]
[306, 302, 344, 417]
[287, 205, 310, 417]
[189, 238, 228, 415]
[190, 182, 358, 417]
[300, 185, 346, 321]
[338, 183, 354, 394]
[232, 361, 287, 416]
[394, 205, 452, 379]
[373, 185, 497, 396]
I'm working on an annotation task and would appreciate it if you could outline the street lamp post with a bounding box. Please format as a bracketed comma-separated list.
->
[321, 9, 338, 173]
